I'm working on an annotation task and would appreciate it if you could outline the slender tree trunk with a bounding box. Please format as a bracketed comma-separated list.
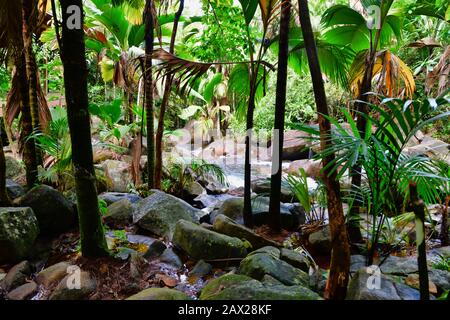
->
[349, 24, 383, 248]
[155, 0, 184, 189]
[268, 0, 291, 232]
[17, 51, 38, 189]
[243, 85, 256, 228]
[410, 182, 429, 300]
[22, 0, 42, 166]
[144, 0, 155, 188]
[59, 0, 108, 257]
[0, 132, 11, 206]
[298, 0, 350, 300]
[441, 197, 449, 246]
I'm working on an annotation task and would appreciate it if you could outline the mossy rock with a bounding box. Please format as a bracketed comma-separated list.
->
[0, 207, 39, 263]
[173, 219, 247, 260]
[239, 252, 309, 287]
[200, 273, 321, 300]
[126, 287, 192, 300]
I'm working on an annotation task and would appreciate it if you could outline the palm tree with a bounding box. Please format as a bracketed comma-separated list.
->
[57, 0, 108, 257]
[297, 0, 350, 300]
[268, 0, 291, 232]
[155, 0, 185, 189]
[144, 0, 155, 187]
[321, 0, 414, 242]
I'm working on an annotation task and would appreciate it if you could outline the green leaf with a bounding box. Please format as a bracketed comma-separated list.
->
[238, 0, 259, 25]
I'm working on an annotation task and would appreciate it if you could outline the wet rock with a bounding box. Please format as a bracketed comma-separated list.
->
[103, 198, 133, 228]
[350, 255, 367, 273]
[50, 271, 96, 300]
[184, 181, 206, 199]
[239, 251, 309, 287]
[405, 274, 438, 295]
[126, 287, 191, 300]
[6, 281, 37, 300]
[5, 155, 24, 180]
[189, 260, 213, 278]
[36, 261, 71, 287]
[159, 248, 183, 269]
[99, 192, 142, 205]
[5, 179, 25, 200]
[347, 267, 421, 300]
[261, 274, 284, 285]
[379, 255, 418, 275]
[143, 240, 167, 260]
[429, 269, 450, 292]
[248, 246, 280, 259]
[285, 159, 322, 178]
[17, 185, 76, 235]
[0, 207, 39, 263]
[251, 179, 295, 203]
[270, 130, 311, 161]
[102, 160, 132, 192]
[134, 191, 203, 239]
[212, 196, 303, 230]
[280, 248, 310, 272]
[173, 220, 247, 260]
[200, 274, 320, 300]
[308, 225, 332, 255]
[213, 214, 280, 250]
[0, 261, 31, 291]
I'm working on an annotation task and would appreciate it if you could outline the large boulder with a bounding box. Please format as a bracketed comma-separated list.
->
[251, 178, 295, 203]
[5, 179, 25, 200]
[308, 225, 332, 255]
[102, 160, 132, 192]
[0, 207, 39, 263]
[239, 249, 309, 287]
[17, 185, 76, 235]
[212, 196, 304, 230]
[126, 287, 191, 300]
[379, 255, 418, 276]
[5, 155, 25, 180]
[270, 130, 311, 160]
[172, 219, 248, 260]
[103, 198, 133, 228]
[99, 192, 142, 206]
[285, 159, 322, 178]
[347, 267, 421, 300]
[200, 274, 320, 300]
[133, 191, 203, 239]
[213, 214, 280, 250]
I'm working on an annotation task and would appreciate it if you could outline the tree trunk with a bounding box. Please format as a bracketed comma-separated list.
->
[22, 0, 43, 166]
[349, 26, 383, 249]
[0, 132, 11, 206]
[59, 0, 108, 257]
[155, 0, 184, 189]
[410, 182, 429, 300]
[268, 0, 291, 232]
[298, 0, 350, 300]
[144, 0, 155, 188]
[441, 197, 449, 246]
[17, 51, 38, 189]
[243, 84, 256, 228]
